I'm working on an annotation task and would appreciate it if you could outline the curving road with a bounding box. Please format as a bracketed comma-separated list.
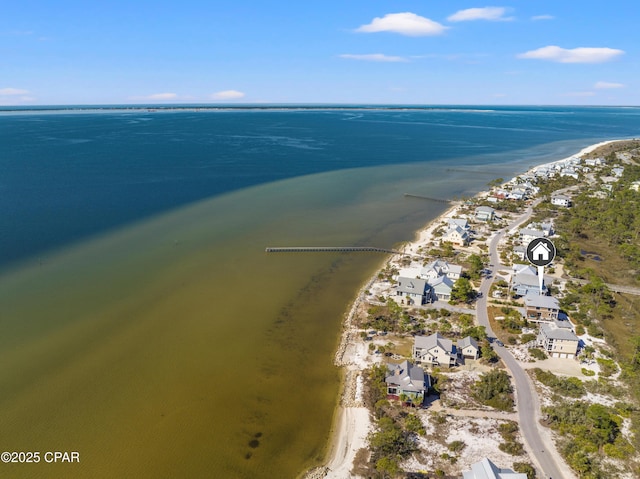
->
[475, 199, 575, 479]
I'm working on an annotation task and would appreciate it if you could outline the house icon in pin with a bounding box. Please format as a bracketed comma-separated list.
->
[531, 241, 551, 262]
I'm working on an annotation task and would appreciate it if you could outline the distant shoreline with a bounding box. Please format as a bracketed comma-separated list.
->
[2, 104, 639, 115]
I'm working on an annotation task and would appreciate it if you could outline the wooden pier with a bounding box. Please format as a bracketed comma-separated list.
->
[404, 193, 452, 204]
[265, 246, 403, 255]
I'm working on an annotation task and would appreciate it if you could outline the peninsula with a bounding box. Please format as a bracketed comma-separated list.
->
[305, 139, 640, 479]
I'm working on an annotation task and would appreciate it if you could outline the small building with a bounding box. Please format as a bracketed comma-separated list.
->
[395, 277, 431, 305]
[442, 225, 470, 246]
[524, 294, 560, 321]
[551, 194, 572, 207]
[385, 360, 430, 404]
[537, 323, 579, 359]
[475, 206, 495, 222]
[457, 336, 479, 360]
[462, 458, 527, 479]
[413, 333, 457, 368]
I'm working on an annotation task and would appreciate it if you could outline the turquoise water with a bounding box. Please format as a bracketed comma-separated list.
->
[1, 106, 639, 478]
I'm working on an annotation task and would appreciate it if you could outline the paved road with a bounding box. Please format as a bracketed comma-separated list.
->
[476, 199, 573, 479]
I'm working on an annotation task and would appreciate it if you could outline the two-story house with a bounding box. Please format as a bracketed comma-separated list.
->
[413, 332, 457, 367]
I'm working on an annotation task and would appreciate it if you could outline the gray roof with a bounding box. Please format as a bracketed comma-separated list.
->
[513, 273, 540, 288]
[449, 218, 469, 229]
[476, 206, 495, 214]
[429, 275, 454, 293]
[519, 228, 545, 238]
[396, 277, 429, 295]
[524, 294, 560, 310]
[458, 336, 479, 349]
[414, 332, 454, 354]
[540, 323, 579, 341]
[385, 360, 426, 393]
[427, 259, 463, 276]
[552, 194, 571, 200]
[462, 458, 527, 479]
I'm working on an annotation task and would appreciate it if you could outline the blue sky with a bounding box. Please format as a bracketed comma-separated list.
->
[1, 1, 638, 105]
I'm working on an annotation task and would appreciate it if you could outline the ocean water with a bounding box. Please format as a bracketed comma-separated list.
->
[1, 106, 640, 478]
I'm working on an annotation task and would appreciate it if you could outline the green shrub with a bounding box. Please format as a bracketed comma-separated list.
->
[529, 348, 547, 360]
[447, 440, 466, 453]
[581, 368, 596, 377]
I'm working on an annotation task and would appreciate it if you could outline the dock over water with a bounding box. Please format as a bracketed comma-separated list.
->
[265, 246, 403, 255]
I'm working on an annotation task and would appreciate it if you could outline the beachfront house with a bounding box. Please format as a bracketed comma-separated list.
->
[475, 206, 495, 222]
[551, 194, 572, 207]
[413, 332, 457, 368]
[524, 294, 560, 321]
[442, 225, 470, 246]
[395, 277, 431, 305]
[385, 360, 430, 404]
[457, 336, 479, 360]
[462, 458, 527, 479]
[536, 323, 580, 359]
[448, 218, 470, 230]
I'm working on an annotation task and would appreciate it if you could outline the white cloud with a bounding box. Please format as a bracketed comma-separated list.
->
[447, 7, 513, 22]
[0, 87, 30, 95]
[356, 12, 448, 36]
[517, 45, 624, 63]
[594, 81, 624, 89]
[339, 53, 408, 63]
[211, 90, 245, 100]
[531, 14, 555, 21]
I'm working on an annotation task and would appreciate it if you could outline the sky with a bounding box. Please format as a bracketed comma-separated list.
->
[1, 1, 639, 105]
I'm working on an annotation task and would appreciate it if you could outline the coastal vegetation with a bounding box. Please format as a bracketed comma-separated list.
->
[535, 143, 640, 477]
[471, 370, 514, 412]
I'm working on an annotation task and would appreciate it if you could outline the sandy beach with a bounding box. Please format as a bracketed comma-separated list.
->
[306, 138, 627, 479]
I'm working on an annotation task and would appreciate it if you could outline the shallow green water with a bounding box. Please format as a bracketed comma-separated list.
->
[0, 155, 570, 478]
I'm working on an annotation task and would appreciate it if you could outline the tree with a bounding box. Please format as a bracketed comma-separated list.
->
[450, 277, 475, 303]
[467, 254, 485, 280]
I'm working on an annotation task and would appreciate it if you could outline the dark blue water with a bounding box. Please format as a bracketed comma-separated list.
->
[2, 106, 640, 268]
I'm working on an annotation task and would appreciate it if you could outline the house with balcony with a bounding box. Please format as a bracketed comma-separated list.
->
[413, 333, 457, 368]
[395, 277, 431, 305]
[524, 294, 560, 321]
[385, 360, 430, 403]
[536, 323, 579, 359]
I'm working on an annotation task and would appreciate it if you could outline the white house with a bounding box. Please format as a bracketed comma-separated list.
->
[413, 333, 457, 368]
[519, 228, 545, 245]
[551, 195, 572, 207]
[426, 260, 463, 280]
[442, 225, 470, 246]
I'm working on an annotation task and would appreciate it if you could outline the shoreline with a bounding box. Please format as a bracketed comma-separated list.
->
[305, 138, 629, 479]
